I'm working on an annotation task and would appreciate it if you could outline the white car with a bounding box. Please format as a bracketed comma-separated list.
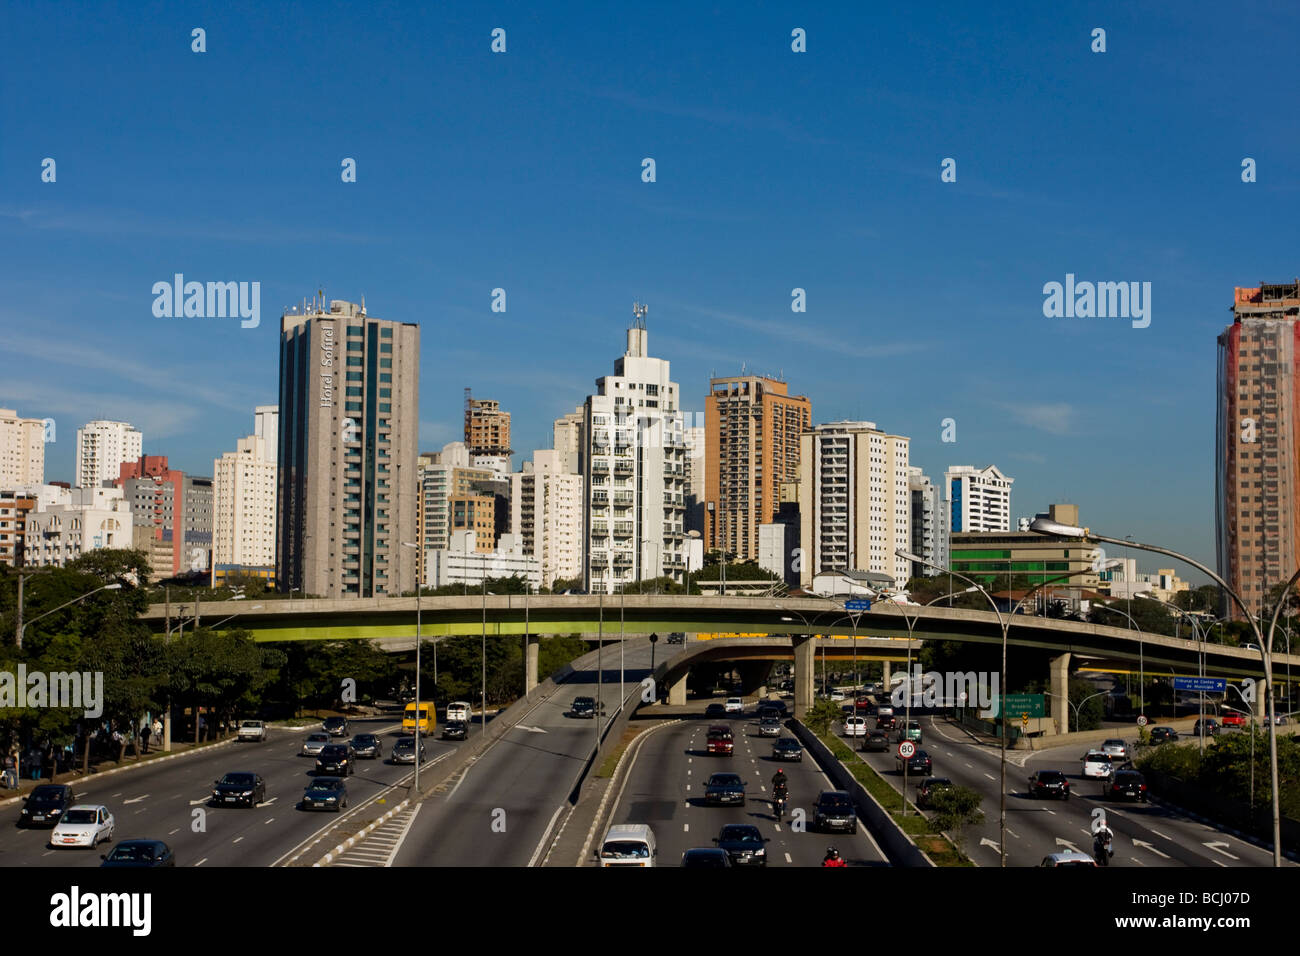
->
[842, 716, 868, 738]
[829, 690, 846, 702]
[1081, 751, 1115, 779]
[724, 698, 744, 714]
[50, 805, 114, 849]
[237, 720, 267, 742]
[446, 701, 472, 723]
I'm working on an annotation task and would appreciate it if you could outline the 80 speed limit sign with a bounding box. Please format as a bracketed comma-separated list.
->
[898, 740, 916, 759]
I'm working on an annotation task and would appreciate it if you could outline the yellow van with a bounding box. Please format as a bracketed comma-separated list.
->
[403, 701, 435, 736]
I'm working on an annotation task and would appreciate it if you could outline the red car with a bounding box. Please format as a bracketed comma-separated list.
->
[706, 726, 734, 755]
[1221, 712, 1246, 728]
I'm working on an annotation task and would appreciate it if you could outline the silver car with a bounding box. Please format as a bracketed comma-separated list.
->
[1100, 739, 1129, 760]
[758, 717, 781, 737]
[301, 732, 332, 756]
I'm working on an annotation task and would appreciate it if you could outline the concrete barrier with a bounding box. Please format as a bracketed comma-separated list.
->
[789, 719, 934, 867]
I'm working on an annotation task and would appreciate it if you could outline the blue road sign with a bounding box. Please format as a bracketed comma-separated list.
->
[1173, 676, 1227, 693]
[845, 600, 871, 611]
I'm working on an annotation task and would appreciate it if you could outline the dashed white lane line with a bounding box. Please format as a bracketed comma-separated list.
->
[983, 773, 995, 781]
[784, 853, 793, 863]
[966, 763, 974, 768]
[683, 824, 689, 832]
[168, 828, 179, 835]
[195, 858, 208, 866]
[264, 817, 275, 824]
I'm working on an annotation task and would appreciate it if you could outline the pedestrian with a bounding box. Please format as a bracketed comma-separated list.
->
[139, 725, 150, 754]
[3, 750, 16, 790]
[153, 718, 163, 746]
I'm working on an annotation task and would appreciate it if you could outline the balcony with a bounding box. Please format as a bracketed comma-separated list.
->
[613, 523, 634, 537]
[613, 492, 634, 504]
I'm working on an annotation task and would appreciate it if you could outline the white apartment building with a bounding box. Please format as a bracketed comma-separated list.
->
[418, 442, 494, 560]
[582, 311, 688, 594]
[908, 467, 948, 577]
[553, 407, 584, 476]
[426, 531, 542, 591]
[946, 464, 1013, 533]
[0, 409, 47, 486]
[799, 422, 911, 589]
[511, 449, 583, 588]
[213, 408, 279, 573]
[24, 485, 135, 567]
[76, 420, 143, 489]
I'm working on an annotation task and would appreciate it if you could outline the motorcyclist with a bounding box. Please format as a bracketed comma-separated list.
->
[822, 847, 846, 867]
[1093, 824, 1114, 865]
[771, 768, 789, 796]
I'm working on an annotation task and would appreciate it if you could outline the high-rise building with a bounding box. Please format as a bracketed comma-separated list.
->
[684, 423, 706, 534]
[0, 409, 47, 487]
[908, 467, 948, 578]
[946, 465, 1013, 534]
[705, 375, 811, 563]
[76, 420, 142, 489]
[1217, 281, 1300, 618]
[416, 442, 496, 585]
[24, 486, 135, 568]
[116, 456, 213, 578]
[582, 305, 688, 594]
[0, 489, 37, 566]
[450, 493, 496, 553]
[464, 390, 512, 474]
[276, 298, 419, 598]
[553, 406, 585, 476]
[213, 407, 279, 584]
[799, 421, 911, 589]
[511, 449, 584, 588]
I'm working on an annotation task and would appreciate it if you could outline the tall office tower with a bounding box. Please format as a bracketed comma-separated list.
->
[908, 467, 948, 578]
[213, 407, 279, 584]
[945, 464, 1013, 534]
[704, 375, 811, 563]
[511, 449, 584, 588]
[553, 406, 585, 476]
[464, 390, 512, 474]
[582, 304, 688, 594]
[277, 298, 419, 598]
[1217, 281, 1300, 618]
[683, 423, 706, 534]
[117, 456, 213, 578]
[76, 420, 142, 489]
[798, 422, 911, 589]
[0, 409, 47, 486]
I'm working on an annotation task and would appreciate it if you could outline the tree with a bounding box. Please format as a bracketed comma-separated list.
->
[927, 785, 985, 847]
[804, 699, 843, 737]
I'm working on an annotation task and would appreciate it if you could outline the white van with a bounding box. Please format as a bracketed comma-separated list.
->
[598, 824, 657, 867]
[446, 701, 472, 723]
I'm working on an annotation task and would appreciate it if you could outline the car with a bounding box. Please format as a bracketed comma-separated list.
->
[1103, 769, 1149, 802]
[1220, 712, 1247, 728]
[446, 701, 472, 723]
[680, 847, 732, 867]
[875, 704, 895, 720]
[211, 772, 266, 807]
[896, 749, 932, 776]
[900, 720, 923, 744]
[704, 772, 747, 806]
[828, 690, 846, 702]
[571, 696, 604, 718]
[759, 699, 788, 717]
[863, 730, 890, 752]
[916, 777, 954, 810]
[1149, 726, 1178, 743]
[1193, 718, 1220, 736]
[813, 790, 857, 833]
[237, 719, 267, 742]
[1242, 643, 1260, 652]
[772, 737, 803, 761]
[1081, 751, 1116, 779]
[301, 732, 332, 756]
[322, 716, 349, 737]
[1040, 851, 1097, 867]
[598, 824, 656, 866]
[316, 743, 356, 776]
[704, 703, 727, 718]
[757, 716, 782, 737]
[350, 733, 383, 759]
[714, 824, 769, 866]
[842, 716, 868, 738]
[18, 783, 72, 828]
[706, 725, 734, 755]
[50, 805, 114, 848]
[855, 696, 874, 713]
[442, 720, 469, 740]
[1100, 739, 1130, 760]
[724, 697, 745, 714]
[100, 839, 175, 867]
[666, 632, 686, 645]
[390, 736, 427, 764]
[301, 777, 348, 811]
[1027, 770, 1071, 800]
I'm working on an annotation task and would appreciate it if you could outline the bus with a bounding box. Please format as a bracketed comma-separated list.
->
[403, 701, 435, 736]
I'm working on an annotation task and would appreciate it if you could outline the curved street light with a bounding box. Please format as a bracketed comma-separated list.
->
[18, 582, 122, 649]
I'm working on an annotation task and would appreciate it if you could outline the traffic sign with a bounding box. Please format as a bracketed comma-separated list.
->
[992, 693, 1045, 718]
[648, 632, 658, 643]
[845, 600, 872, 611]
[1173, 677, 1227, 693]
[898, 740, 916, 759]
[1021, 713, 1029, 728]
[1136, 715, 1148, 727]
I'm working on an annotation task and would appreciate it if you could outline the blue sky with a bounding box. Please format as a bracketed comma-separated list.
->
[3, 0, 1298, 583]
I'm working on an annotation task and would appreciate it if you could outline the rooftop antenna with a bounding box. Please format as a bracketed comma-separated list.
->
[632, 301, 647, 329]
[361, 295, 366, 316]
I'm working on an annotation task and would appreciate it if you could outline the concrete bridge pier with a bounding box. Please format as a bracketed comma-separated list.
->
[882, 660, 892, 689]
[667, 671, 688, 705]
[1050, 652, 1070, 733]
[525, 633, 539, 693]
[793, 635, 816, 719]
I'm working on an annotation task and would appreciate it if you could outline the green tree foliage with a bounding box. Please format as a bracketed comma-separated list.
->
[804, 699, 843, 736]
[927, 784, 985, 836]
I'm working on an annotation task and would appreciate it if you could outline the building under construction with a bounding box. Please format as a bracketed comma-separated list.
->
[1216, 280, 1300, 618]
[464, 389, 512, 473]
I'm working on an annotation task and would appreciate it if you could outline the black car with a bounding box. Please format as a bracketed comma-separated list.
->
[19, 783, 72, 828]
[1027, 770, 1071, 800]
[1192, 718, 1219, 736]
[322, 716, 349, 737]
[704, 703, 727, 718]
[316, 743, 356, 776]
[442, 720, 468, 740]
[301, 777, 348, 811]
[714, 824, 768, 866]
[350, 734, 383, 759]
[896, 749, 932, 776]
[1103, 770, 1149, 802]
[772, 737, 803, 761]
[1149, 726, 1178, 743]
[916, 777, 954, 810]
[680, 847, 732, 867]
[666, 632, 686, 645]
[211, 772, 266, 807]
[760, 700, 788, 717]
[571, 696, 604, 718]
[862, 730, 890, 753]
[390, 736, 427, 764]
[704, 772, 747, 806]
[813, 790, 857, 834]
[100, 840, 175, 867]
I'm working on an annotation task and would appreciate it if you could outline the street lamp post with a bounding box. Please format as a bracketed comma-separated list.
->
[18, 582, 123, 650]
[1043, 689, 1108, 735]
[1031, 517, 1289, 867]
[1226, 685, 1256, 808]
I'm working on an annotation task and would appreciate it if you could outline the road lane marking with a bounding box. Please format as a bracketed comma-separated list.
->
[195, 858, 208, 866]
[233, 837, 243, 844]
[123, 794, 149, 804]
[683, 824, 689, 832]
[983, 773, 995, 781]
[264, 818, 275, 824]
[1150, 828, 1171, 839]
[784, 853, 793, 863]
[168, 828, 179, 835]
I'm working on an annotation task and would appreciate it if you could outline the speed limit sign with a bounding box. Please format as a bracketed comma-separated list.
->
[898, 740, 916, 759]
[1136, 715, 1148, 727]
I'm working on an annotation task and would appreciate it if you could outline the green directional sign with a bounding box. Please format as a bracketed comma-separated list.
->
[992, 693, 1044, 719]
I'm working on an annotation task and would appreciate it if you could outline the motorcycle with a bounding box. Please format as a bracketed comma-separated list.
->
[1093, 832, 1113, 866]
[773, 792, 787, 820]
